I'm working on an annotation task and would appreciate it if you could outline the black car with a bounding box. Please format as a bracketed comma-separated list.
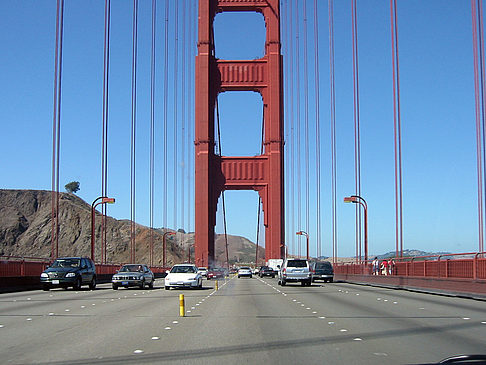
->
[40, 257, 97, 290]
[259, 266, 275, 278]
[310, 261, 334, 283]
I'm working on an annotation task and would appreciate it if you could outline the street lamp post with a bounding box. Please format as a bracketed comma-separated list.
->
[344, 195, 368, 262]
[296, 231, 310, 261]
[162, 231, 175, 268]
[91, 196, 115, 262]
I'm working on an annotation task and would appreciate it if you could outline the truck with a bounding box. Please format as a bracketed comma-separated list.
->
[266, 259, 283, 275]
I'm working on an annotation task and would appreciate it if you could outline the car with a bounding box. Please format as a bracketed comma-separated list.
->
[111, 264, 155, 290]
[258, 266, 275, 278]
[310, 261, 334, 283]
[40, 257, 96, 291]
[238, 267, 252, 278]
[278, 258, 311, 286]
[165, 264, 202, 289]
[198, 267, 208, 278]
[207, 268, 225, 280]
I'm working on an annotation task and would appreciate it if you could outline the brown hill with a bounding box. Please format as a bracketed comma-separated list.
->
[0, 189, 263, 266]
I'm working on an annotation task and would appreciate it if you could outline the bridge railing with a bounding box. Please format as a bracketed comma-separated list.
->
[0, 256, 168, 278]
[334, 252, 486, 280]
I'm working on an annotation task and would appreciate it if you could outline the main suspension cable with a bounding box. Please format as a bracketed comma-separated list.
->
[163, 0, 169, 232]
[149, 0, 156, 267]
[329, 0, 337, 264]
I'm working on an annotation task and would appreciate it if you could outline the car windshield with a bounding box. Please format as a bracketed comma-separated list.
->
[51, 259, 80, 268]
[240, 267, 250, 270]
[287, 260, 307, 268]
[316, 262, 331, 269]
[119, 265, 143, 272]
[171, 266, 196, 273]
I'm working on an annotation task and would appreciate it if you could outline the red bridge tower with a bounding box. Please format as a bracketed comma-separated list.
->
[195, 0, 284, 267]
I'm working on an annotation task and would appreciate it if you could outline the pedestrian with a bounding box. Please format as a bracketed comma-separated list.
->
[381, 259, 388, 276]
[372, 257, 379, 275]
[388, 258, 395, 275]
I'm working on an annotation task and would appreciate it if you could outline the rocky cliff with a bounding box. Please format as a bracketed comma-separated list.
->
[0, 189, 263, 266]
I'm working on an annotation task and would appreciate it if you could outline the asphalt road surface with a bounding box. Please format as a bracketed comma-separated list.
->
[1, 276, 485, 364]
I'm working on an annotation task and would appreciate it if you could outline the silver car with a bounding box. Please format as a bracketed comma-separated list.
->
[238, 267, 252, 278]
[112, 264, 155, 290]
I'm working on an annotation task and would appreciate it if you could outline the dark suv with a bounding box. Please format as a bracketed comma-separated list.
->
[310, 261, 334, 283]
[40, 257, 97, 290]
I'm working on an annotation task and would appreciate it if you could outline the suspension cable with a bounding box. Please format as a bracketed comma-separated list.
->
[255, 103, 265, 266]
[173, 0, 179, 234]
[303, 0, 310, 257]
[313, 0, 321, 259]
[51, 0, 64, 261]
[472, 0, 485, 254]
[288, 0, 296, 257]
[390, 0, 403, 258]
[163, 0, 169, 232]
[478, 0, 486, 254]
[181, 0, 186, 235]
[215, 97, 230, 270]
[295, 0, 302, 258]
[101, 0, 111, 265]
[130, 0, 139, 264]
[352, 0, 362, 263]
[149, 0, 156, 267]
[329, 0, 337, 264]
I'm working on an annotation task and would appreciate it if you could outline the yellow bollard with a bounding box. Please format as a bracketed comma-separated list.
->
[179, 294, 185, 317]
[215, 280, 218, 291]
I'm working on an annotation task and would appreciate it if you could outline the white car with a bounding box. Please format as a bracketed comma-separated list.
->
[197, 267, 208, 278]
[165, 264, 202, 290]
[238, 267, 252, 278]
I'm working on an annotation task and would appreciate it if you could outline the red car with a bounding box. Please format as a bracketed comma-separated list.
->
[207, 268, 225, 280]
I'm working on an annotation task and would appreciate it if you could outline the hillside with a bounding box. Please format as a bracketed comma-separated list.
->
[0, 189, 263, 266]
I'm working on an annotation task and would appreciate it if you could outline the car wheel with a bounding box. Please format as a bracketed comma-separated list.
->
[139, 279, 145, 289]
[329, 278, 334, 283]
[281, 280, 286, 286]
[249, 275, 252, 278]
[148, 280, 154, 289]
[272, 275, 275, 278]
[238, 275, 240, 278]
[307, 280, 312, 286]
[89, 277, 96, 290]
[165, 286, 170, 290]
[73, 277, 82, 290]
[42, 285, 50, 291]
[112, 284, 118, 290]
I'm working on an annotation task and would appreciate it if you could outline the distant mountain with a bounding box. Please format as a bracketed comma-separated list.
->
[0, 189, 263, 266]
[374, 249, 452, 260]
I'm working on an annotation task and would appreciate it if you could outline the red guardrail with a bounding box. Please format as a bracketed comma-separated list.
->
[334, 252, 486, 280]
[0, 256, 169, 278]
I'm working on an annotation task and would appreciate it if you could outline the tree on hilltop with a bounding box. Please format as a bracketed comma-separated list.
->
[65, 181, 80, 194]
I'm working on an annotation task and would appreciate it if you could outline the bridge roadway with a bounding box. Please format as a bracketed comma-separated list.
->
[1, 276, 485, 364]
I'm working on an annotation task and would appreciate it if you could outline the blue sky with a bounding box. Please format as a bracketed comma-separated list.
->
[0, 0, 483, 258]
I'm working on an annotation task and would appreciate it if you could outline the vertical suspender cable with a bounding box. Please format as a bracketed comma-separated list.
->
[51, 0, 64, 261]
[303, 0, 310, 256]
[390, 0, 404, 258]
[282, 0, 289, 254]
[101, 0, 111, 265]
[289, 0, 295, 257]
[313, 0, 322, 259]
[256, 106, 265, 266]
[329, 0, 337, 264]
[173, 0, 179, 233]
[295, 0, 302, 258]
[130, 0, 139, 264]
[149, 0, 156, 267]
[351, 0, 362, 263]
[478, 0, 486, 254]
[215, 98, 230, 270]
[181, 0, 186, 235]
[163, 0, 169, 232]
[472, 0, 485, 254]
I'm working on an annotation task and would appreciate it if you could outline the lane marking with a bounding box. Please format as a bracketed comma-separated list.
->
[340, 329, 348, 332]
[172, 320, 179, 324]
[164, 327, 171, 330]
[462, 317, 470, 320]
[373, 353, 388, 357]
[134, 350, 144, 354]
[152, 337, 160, 340]
[48, 313, 54, 316]
[64, 309, 70, 312]
[0, 325, 4, 328]
[353, 338, 362, 341]
[26, 318, 32, 321]
[81, 306, 86, 308]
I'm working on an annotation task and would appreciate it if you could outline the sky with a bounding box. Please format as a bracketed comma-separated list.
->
[0, 0, 484, 259]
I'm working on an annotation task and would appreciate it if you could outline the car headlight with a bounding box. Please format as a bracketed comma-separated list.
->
[40, 273, 48, 278]
[65, 273, 76, 278]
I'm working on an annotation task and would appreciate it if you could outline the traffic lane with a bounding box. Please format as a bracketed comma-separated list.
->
[282, 281, 486, 363]
[1, 280, 210, 364]
[117, 275, 386, 364]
